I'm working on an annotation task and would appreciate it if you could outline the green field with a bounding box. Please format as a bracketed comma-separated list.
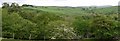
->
[1, 3, 120, 41]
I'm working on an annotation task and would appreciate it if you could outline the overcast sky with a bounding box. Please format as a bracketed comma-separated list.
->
[0, 0, 120, 7]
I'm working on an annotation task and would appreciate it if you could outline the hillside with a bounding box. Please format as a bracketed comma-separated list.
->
[2, 5, 120, 40]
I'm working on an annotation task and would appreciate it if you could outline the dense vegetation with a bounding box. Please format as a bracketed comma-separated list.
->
[1, 2, 120, 40]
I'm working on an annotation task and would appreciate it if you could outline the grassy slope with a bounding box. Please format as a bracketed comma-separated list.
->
[24, 7, 87, 15]
[23, 6, 118, 15]
[93, 6, 118, 14]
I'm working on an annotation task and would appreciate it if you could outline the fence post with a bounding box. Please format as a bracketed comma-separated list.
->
[13, 33, 14, 39]
[29, 34, 31, 40]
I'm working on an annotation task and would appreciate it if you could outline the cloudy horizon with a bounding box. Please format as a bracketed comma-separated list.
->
[0, 0, 120, 7]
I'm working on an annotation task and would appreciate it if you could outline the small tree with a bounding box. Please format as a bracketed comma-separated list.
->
[9, 3, 20, 12]
[91, 14, 118, 39]
[2, 2, 9, 8]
